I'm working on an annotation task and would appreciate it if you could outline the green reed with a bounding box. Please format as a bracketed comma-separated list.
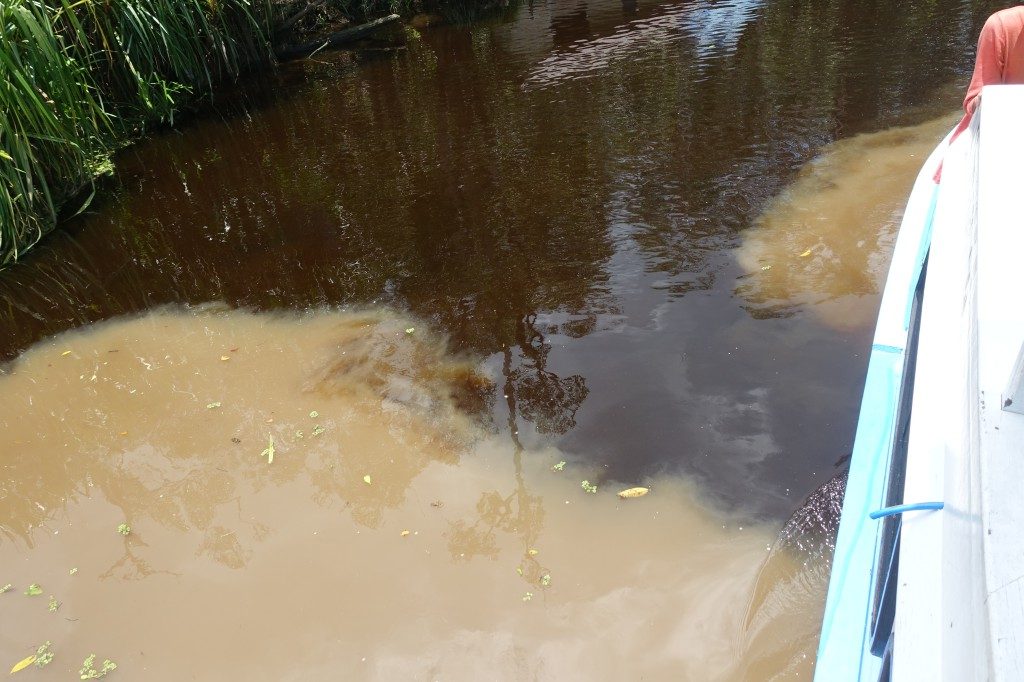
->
[0, 0, 273, 265]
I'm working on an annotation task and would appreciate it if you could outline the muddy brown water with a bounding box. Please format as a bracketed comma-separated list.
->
[0, 0, 1006, 678]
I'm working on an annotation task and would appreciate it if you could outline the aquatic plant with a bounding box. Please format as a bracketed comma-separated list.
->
[0, 0, 274, 265]
[79, 654, 116, 679]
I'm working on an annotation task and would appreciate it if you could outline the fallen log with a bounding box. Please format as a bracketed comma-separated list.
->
[274, 14, 401, 60]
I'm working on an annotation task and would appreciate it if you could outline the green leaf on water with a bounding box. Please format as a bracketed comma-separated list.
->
[117, 523, 131, 536]
[522, 592, 533, 602]
[79, 654, 116, 679]
[311, 425, 325, 437]
[363, 475, 372, 485]
[551, 460, 566, 472]
[206, 401, 222, 409]
[405, 327, 415, 334]
[24, 584, 42, 596]
[540, 574, 551, 587]
[48, 595, 59, 612]
[581, 480, 597, 494]
[69, 568, 78, 576]
[295, 430, 304, 439]
[260, 435, 275, 464]
[309, 411, 319, 419]
[0, 584, 11, 594]
[34, 641, 53, 668]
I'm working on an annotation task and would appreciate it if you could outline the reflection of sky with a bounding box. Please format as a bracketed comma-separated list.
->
[523, 0, 765, 88]
[682, 0, 764, 61]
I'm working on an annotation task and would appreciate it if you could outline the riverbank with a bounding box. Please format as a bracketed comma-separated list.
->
[0, 0, 508, 266]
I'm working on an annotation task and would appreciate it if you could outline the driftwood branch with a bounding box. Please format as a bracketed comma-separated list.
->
[274, 14, 401, 60]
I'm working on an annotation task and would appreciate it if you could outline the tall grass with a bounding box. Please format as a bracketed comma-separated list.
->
[0, 0, 273, 265]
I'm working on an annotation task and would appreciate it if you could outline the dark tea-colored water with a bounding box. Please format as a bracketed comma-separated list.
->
[0, 0, 1003, 678]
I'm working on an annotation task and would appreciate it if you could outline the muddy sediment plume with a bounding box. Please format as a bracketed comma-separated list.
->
[0, 307, 822, 680]
[736, 112, 959, 330]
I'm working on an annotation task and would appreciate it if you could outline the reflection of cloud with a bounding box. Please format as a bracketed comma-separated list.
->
[524, 0, 764, 89]
[735, 112, 957, 329]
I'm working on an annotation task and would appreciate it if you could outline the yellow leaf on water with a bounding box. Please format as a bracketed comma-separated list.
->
[10, 655, 35, 674]
[617, 487, 650, 499]
[400, 530, 410, 537]
[798, 248, 813, 258]
[220, 355, 230, 361]
[60, 350, 72, 357]
[363, 475, 372, 485]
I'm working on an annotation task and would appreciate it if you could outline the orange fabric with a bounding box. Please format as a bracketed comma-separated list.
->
[963, 7, 1024, 114]
[936, 7, 1024, 184]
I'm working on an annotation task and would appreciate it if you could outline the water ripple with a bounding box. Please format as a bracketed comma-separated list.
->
[523, 0, 765, 89]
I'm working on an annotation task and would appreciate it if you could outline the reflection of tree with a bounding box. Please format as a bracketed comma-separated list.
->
[506, 313, 589, 436]
[99, 535, 180, 582]
[0, 0, 1002, 363]
[444, 318, 549, 586]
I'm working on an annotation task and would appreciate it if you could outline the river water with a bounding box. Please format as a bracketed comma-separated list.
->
[0, 0, 1002, 679]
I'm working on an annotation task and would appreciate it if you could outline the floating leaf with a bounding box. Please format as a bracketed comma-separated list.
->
[363, 475, 372, 485]
[260, 435, 275, 464]
[219, 355, 230, 361]
[311, 425, 325, 437]
[69, 568, 78, 576]
[117, 523, 131, 536]
[404, 327, 415, 334]
[798, 248, 812, 258]
[522, 592, 533, 602]
[79, 654, 116, 679]
[516, 567, 524, 576]
[581, 480, 597, 494]
[617, 487, 650, 499]
[527, 548, 539, 557]
[760, 265, 772, 271]
[0, 584, 11, 594]
[206, 402, 221, 409]
[309, 411, 319, 419]
[10, 656, 35, 674]
[34, 642, 53, 668]
[400, 530, 410, 537]
[295, 430, 304, 439]
[48, 595, 59, 612]
[24, 584, 42, 596]
[550, 461, 566, 472]
[540, 574, 551, 587]
[61, 350, 72, 357]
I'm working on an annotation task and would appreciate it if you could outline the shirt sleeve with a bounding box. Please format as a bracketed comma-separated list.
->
[964, 15, 1006, 113]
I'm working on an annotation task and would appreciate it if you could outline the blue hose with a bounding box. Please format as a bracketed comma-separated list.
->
[869, 501, 944, 520]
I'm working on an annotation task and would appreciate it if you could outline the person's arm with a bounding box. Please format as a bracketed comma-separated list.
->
[964, 14, 1006, 113]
